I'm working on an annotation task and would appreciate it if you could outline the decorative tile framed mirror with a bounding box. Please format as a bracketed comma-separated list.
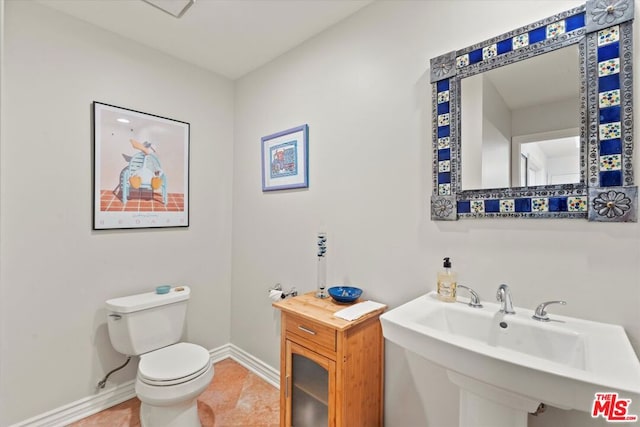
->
[430, 0, 637, 222]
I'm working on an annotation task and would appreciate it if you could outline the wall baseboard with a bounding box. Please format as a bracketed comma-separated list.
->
[8, 379, 136, 427]
[228, 343, 280, 389]
[9, 343, 279, 427]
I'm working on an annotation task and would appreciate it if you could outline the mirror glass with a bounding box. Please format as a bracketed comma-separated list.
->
[460, 44, 580, 190]
[430, 1, 637, 222]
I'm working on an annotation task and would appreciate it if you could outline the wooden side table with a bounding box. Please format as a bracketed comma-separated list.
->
[273, 292, 386, 427]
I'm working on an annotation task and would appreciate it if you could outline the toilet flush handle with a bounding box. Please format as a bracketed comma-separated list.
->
[109, 314, 122, 320]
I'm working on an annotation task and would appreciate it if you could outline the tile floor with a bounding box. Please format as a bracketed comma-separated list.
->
[70, 358, 279, 427]
[99, 190, 184, 212]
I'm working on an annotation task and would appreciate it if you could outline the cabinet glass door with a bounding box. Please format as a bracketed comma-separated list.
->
[285, 340, 335, 427]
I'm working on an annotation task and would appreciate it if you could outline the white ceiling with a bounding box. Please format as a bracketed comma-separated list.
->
[36, 0, 373, 80]
[484, 43, 580, 110]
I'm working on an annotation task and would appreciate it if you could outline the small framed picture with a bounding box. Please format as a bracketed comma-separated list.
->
[261, 125, 309, 191]
[93, 102, 189, 229]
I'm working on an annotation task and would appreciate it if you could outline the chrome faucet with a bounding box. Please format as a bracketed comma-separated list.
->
[496, 284, 515, 314]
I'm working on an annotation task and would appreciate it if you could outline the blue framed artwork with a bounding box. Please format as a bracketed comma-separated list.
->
[261, 125, 309, 191]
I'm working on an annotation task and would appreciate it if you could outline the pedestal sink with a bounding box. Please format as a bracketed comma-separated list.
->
[380, 292, 640, 427]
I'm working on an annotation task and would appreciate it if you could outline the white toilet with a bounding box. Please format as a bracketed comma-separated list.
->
[106, 286, 214, 427]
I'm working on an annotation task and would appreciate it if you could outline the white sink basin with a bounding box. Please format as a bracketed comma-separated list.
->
[381, 292, 640, 416]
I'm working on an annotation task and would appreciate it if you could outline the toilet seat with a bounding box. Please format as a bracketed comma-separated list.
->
[138, 342, 211, 386]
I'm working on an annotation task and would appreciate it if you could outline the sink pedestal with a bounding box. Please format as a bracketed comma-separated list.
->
[448, 371, 540, 427]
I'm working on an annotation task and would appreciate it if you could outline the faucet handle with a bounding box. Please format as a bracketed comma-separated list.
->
[457, 285, 483, 308]
[532, 300, 566, 322]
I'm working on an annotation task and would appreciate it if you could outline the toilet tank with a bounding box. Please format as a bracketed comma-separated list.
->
[106, 286, 190, 356]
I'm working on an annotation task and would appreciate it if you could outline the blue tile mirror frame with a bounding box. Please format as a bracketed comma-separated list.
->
[430, 0, 637, 222]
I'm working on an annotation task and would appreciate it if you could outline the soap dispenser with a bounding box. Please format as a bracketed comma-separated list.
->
[437, 257, 457, 302]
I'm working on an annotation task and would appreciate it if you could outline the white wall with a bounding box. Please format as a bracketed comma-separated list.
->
[461, 73, 483, 190]
[549, 154, 580, 183]
[513, 97, 579, 137]
[462, 73, 512, 190]
[482, 76, 511, 189]
[0, 1, 5, 424]
[0, 1, 234, 425]
[232, 1, 640, 427]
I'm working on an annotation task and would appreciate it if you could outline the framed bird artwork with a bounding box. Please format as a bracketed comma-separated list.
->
[93, 102, 190, 230]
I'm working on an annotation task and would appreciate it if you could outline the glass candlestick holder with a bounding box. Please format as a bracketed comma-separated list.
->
[316, 232, 328, 298]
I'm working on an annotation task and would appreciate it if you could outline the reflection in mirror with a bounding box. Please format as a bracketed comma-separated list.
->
[513, 129, 579, 186]
[460, 44, 580, 191]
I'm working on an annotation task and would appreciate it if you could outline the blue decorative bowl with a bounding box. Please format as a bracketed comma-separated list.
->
[328, 286, 363, 304]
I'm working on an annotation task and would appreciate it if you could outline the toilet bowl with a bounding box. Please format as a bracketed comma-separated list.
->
[105, 286, 213, 427]
[135, 342, 214, 427]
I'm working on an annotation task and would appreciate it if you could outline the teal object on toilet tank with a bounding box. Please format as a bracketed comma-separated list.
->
[156, 285, 171, 294]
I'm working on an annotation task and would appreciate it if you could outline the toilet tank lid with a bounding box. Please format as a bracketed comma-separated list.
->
[106, 286, 191, 313]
